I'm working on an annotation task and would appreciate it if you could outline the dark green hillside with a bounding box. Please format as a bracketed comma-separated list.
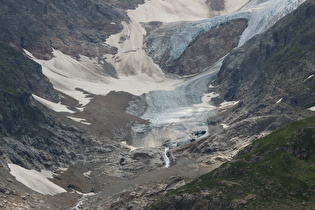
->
[152, 116, 315, 209]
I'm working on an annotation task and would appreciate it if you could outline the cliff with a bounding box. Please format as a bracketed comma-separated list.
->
[0, 0, 144, 60]
[188, 0, 315, 155]
[0, 43, 86, 170]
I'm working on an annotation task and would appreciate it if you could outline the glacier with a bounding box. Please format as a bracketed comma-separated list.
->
[130, 0, 307, 148]
[144, 0, 306, 66]
[131, 59, 222, 147]
[28, 0, 307, 149]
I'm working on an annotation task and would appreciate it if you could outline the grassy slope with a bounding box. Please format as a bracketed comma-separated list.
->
[154, 116, 315, 209]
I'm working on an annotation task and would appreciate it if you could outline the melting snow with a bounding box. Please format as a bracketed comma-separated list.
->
[308, 106, 315, 112]
[304, 74, 314, 82]
[26, 49, 181, 110]
[120, 141, 139, 151]
[32, 94, 76, 113]
[276, 98, 283, 104]
[220, 124, 230, 129]
[8, 164, 66, 195]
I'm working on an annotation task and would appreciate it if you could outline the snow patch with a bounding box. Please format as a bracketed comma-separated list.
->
[32, 94, 75, 113]
[83, 171, 92, 179]
[220, 100, 239, 109]
[67, 116, 91, 125]
[8, 164, 66, 195]
[308, 106, 315, 112]
[304, 74, 314, 82]
[220, 124, 229, 129]
[26, 49, 182, 112]
[276, 98, 282, 104]
[120, 141, 139, 151]
[56, 168, 68, 174]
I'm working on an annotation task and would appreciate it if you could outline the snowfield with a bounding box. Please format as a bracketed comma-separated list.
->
[8, 164, 66, 195]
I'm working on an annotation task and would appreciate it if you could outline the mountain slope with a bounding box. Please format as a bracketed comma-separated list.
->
[149, 1, 315, 208]
[152, 116, 315, 209]
[0, 42, 86, 170]
[187, 0, 315, 157]
[0, 0, 313, 209]
[216, 0, 315, 108]
[0, 0, 144, 60]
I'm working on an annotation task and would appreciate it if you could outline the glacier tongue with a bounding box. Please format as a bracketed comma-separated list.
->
[131, 60, 222, 147]
[104, 0, 249, 78]
[238, 0, 307, 46]
[144, 0, 306, 66]
[130, 0, 307, 148]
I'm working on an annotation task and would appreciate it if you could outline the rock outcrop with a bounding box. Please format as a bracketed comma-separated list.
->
[0, 0, 144, 60]
[144, 17, 248, 76]
[215, 0, 315, 108]
[0, 43, 88, 170]
[155, 19, 248, 76]
[188, 0, 315, 156]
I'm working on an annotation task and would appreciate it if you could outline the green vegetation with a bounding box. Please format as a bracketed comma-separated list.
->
[155, 116, 315, 209]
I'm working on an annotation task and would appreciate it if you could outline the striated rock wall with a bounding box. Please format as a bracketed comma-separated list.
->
[185, 0, 315, 157]
[162, 19, 247, 75]
[143, 12, 250, 76]
[0, 43, 89, 170]
[215, 0, 315, 107]
[0, 0, 144, 60]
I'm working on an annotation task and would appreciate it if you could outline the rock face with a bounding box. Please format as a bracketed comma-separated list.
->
[0, 43, 59, 103]
[143, 17, 248, 76]
[159, 19, 248, 76]
[0, 43, 87, 170]
[188, 0, 315, 156]
[215, 0, 315, 108]
[0, 0, 144, 60]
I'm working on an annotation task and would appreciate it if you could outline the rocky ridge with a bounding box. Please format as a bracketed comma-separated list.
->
[0, 0, 144, 60]
[186, 0, 315, 157]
